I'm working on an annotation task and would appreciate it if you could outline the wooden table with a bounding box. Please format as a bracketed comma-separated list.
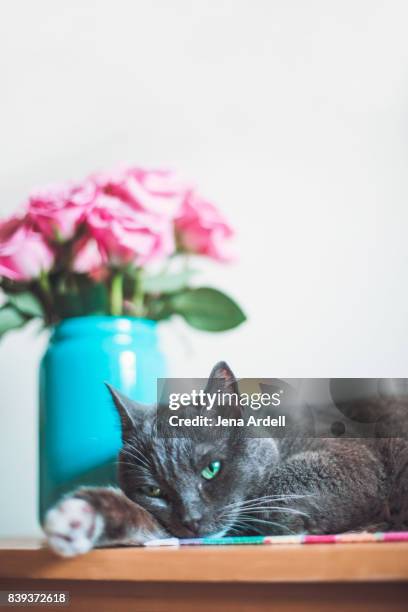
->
[0, 539, 407, 611]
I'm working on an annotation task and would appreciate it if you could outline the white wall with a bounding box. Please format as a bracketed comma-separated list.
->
[1, 0, 408, 536]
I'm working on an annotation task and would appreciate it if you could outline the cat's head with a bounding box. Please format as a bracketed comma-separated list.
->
[107, 362, 278, 537]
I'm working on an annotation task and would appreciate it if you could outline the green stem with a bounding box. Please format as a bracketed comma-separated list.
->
[132, 268, 144, 318]
[111, 272, 124, 316]
[39, 271, 51, 296]
[38, 272, 54, 324]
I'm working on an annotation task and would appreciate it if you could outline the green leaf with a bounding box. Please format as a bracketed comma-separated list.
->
[8, 292, 43, 317]
[169, 287, 246, 332]
[0, 306, 26, 338]
[142, 269, 196, 294]
[144, 296, 173, 321]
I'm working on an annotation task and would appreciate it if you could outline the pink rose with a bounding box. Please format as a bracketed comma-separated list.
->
[92, 166, 188, 218]
[27, 180, 96, 241]
[72, 236, 106, 275]
[176, 192, 235, 262]
[83, 193, 175, 267]
[3, 165, 234, 281]
[0, 217, 55, 281]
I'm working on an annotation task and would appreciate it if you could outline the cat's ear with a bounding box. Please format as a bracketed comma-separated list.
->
[205, 361, 239, 396]
[105, 383, 147, 440]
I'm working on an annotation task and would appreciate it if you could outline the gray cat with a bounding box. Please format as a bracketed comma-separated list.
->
[44, 362, 408, 557]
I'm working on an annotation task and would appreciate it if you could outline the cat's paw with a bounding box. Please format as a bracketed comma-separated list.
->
[44, 498, 104, 558]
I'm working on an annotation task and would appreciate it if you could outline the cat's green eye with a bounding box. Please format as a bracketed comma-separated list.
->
[201, 460, 221, 480]
[141, 486, 162, 498]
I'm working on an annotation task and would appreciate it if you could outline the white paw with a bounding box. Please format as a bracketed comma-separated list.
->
[44, 498, 103, 558]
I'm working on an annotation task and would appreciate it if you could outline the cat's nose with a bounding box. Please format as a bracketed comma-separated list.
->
[182, 515, 202, 533]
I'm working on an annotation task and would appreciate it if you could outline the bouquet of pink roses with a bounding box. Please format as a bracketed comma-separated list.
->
[0, 166, 245, 337]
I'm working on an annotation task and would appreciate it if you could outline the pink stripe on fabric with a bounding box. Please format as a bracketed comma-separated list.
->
[381, 532, 408, 542]
[303, 535, 337, 544]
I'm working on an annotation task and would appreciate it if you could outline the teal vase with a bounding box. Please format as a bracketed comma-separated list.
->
[39, 316, 165, 521]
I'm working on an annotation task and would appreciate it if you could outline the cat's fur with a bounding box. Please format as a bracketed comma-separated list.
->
[44, 362, 408, 557]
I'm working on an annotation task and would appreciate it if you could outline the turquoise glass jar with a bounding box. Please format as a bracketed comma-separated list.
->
[39, 316, 165, 521]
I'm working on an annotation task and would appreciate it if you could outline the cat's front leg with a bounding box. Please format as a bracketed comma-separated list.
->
[44, 487, 166, 557]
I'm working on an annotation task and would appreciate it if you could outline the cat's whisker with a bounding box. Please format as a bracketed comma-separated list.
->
[116, 460, 135, 468]
[125, 441, 151, 456]
[222, 493, 311, 511]
[237, 493, 310, 506]
[226, 506, 310, 518]
[237, 517, 294, 533]
[121, 447, 148, 461]
[236, 520, 266, 535]
[230, 514, 296, 534]
[228, 521, 264, 535]
[121, 447, 152, 470]
[219, 506, 298, 534]
[119, 455, 151, 471]
[242, 506, 310, 518]
[219, 501, 311, 523]
[116, 460, 149, 472]
[124, 443, 152, 466]
[226, 524, 239, 535]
